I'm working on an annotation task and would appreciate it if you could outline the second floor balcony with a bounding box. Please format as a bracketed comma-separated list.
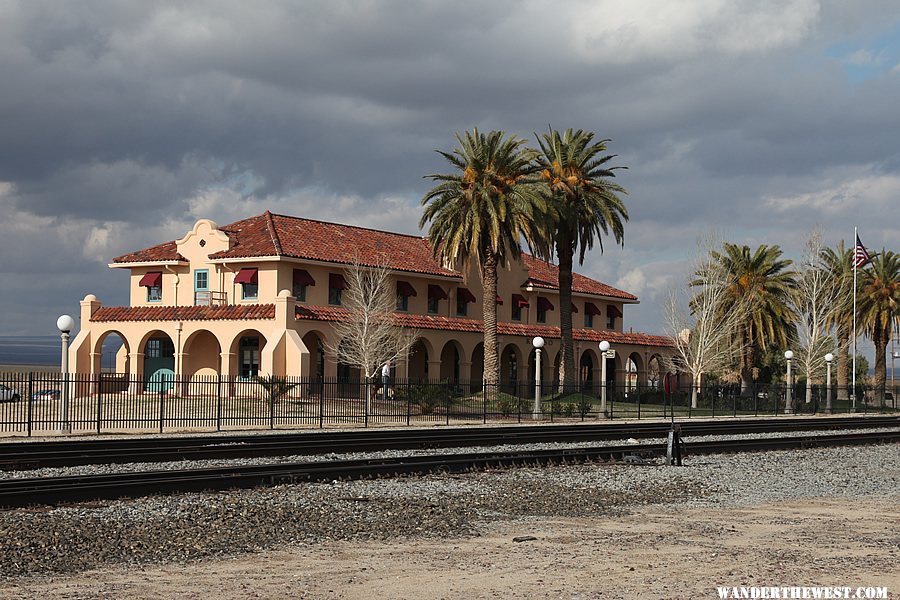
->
[194, 291, 228, 307]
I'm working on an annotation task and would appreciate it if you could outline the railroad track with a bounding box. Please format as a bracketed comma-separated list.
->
[1, 415, 897, 471]
[1, 429, 898, 509]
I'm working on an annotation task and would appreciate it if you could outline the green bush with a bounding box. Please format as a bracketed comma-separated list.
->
[563, 403, 576, 418]
[393, 383, 451, 415]
[578, 396, 594, 417]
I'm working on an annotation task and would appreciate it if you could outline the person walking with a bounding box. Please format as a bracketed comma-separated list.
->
[381, 362, 391, 400]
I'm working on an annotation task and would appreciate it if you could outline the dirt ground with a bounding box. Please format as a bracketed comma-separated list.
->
[3, 496, 898, 600]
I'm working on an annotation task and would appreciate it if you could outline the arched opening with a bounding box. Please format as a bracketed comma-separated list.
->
[336, 339, 362, 398]
[407, 339, 430, 382]
[470, 343, 484, 391]
[94, 330, 129, 374]
[580, 350, 595, 392]
[553, 350, 562, 387]
[500, 344, 521, 393]
[183, 330, 221, 379]
[301, 331, 326, 381]
[626, 352, 644, 393]
[648, 354, 663, 389]
[439, 341, 461, 383]
[139, 330, 176, 392]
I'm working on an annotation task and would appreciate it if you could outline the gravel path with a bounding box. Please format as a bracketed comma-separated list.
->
[0, 442, 897, 578]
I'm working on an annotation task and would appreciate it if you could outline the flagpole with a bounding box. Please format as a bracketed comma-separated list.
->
[852, 226, 858, 411]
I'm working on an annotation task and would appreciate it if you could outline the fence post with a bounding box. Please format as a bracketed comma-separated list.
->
[27, 372, 33, 437]
[483, 385, 487, 424]
[318, 378, 324, 429]
[732, 390, 737, 418]
[364, 378, 369, 427]
[216, 375, 222, 432]
[96, 373, 102, 434]
[158, 388, 164, 434]
[445, 382, 450, 426]
[405, 379, 411, 426]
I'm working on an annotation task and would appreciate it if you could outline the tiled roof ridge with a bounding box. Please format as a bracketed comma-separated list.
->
[90, 304, 276, 322]
[264, 210, 283, 255]
[266, 211, 430, 243]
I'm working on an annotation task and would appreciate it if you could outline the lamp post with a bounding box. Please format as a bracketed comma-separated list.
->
[532, 336, 544, 420]
[824, 353, 834, 413]
[784, 350, 793, 414]
[57, 314, 75, 433]
[599, 340, 610, 416]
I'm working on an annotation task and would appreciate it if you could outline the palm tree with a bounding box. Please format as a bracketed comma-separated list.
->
[857, 250, 899, 405]
[420, 128, 544, 386]
[534, 128, 628, 392]
[711, 243, 798, 394]
[821, 241, 854, 400]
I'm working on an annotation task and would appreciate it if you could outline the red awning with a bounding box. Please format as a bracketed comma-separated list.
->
[607, 305, 623, 318]
[138, 271, 162, 287]
[585, 302, 602, 316]
[512, 294, 529, 308]
[329, 273, 347, 290]
[495, 295, 504, 305]
[293, 269, 316, 286]
[397, 281, 417, 297]
[234, 268, 258, 285]
[457, 287, 477, 303]
[537, 297, 555, 311]
[571, 303, 578, 313]
[428, 284, 448, 300]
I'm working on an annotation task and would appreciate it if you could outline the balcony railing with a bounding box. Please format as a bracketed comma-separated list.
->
[194, 291, 228, 307]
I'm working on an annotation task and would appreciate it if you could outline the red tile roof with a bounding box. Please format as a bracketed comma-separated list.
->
[112, 240, 186, 263]
[521, 255, 637, 301]
[295, 305, 672, 348]
[112, 211, 637, 300]
[91, 305, 276, 322]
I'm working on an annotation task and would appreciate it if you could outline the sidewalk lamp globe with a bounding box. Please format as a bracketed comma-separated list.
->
[599, 340, 610, 352]
[57, 315, 75, 333]
[532, 336, 544, 349]
[784, 350, 793, 360]
[825, 353, 834, 363]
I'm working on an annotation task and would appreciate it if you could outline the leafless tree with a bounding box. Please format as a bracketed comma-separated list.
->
[326, 261, 418, 407]
[790, 230, 845, 408]
[662, 236, 748, 408]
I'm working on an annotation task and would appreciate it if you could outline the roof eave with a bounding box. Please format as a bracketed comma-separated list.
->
[208, 255, 463, 281]
[109, 260, 189, 268]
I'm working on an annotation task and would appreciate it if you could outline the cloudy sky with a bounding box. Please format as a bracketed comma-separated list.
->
[1, 1, 899, 358]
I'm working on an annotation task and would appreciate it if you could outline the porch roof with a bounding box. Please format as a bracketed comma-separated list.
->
[90, 304, 276, 322]
[294, 304, 673, 348]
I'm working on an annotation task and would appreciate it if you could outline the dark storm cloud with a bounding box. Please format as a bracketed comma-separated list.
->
[1, 0, 899, 341]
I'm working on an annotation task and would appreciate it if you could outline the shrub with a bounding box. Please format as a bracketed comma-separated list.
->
[393, 383, 451, 415]
[563, 403, 576, 418]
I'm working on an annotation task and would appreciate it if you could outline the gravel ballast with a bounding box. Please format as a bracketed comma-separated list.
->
[1, 443, 898, 578]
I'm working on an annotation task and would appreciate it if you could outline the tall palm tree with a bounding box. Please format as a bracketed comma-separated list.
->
[857, 250, 899, 404]
[821, 241, 854, 400]
[534, 128, 628, 392]
[420, 128, 544, 386]
[712, 243, 798, 394]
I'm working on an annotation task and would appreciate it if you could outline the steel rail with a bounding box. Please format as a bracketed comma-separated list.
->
[1, 415, 898, 471]
[1, 430, 898, 509]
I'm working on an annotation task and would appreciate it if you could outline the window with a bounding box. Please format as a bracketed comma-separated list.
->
[329, 273, 347, 306]
[242, 282, 259, 300]
[585, 312, 594, 328]
[456, 296, 467, 316]
[239, 336, 260, 379]
[396, 281, 416, 311]
[606, 305, 622, 330]
[607, 315, 615, 329]
[427, 284, 447, 314]
[139, 271, 163, 303]
[456, 287, 476, 317]
[145, 337, 174, 359]
[234, 268, 258, 301]
[147, 284, 162, 302]
[194, 269, 209, 292]
[536, 297, 554, 324]
[293, 269, 315, 302]
[511, 294, 529, 322]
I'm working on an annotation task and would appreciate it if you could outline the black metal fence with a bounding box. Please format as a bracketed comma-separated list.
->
[0, 371, 896, 437]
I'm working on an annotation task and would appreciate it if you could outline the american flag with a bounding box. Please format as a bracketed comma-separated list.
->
[854, 234, 871, 268]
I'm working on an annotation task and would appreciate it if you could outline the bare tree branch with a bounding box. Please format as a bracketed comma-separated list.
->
[324, 260, 419, 380]
[661, 235, 749, 408]
[791, 229, 847, 407]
